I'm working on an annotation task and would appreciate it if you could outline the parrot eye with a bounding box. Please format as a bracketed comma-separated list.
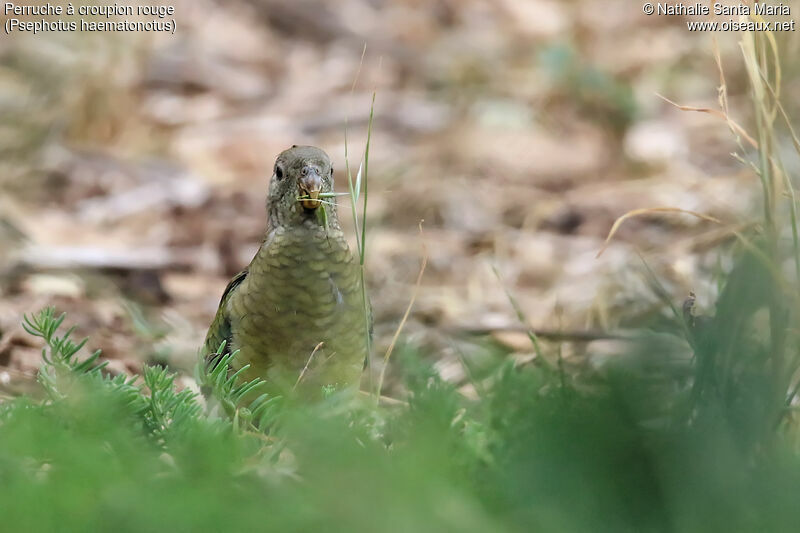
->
[275, 166, 284, 180]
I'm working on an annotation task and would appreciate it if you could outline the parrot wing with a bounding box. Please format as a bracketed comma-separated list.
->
[203, 269, 248, 369]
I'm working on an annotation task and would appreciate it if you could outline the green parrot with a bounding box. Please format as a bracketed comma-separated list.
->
[203, 145, 370, 398]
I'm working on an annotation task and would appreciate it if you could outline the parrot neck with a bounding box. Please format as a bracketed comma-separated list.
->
[267, 201, 341, 232]
[255, 218, 350, 273]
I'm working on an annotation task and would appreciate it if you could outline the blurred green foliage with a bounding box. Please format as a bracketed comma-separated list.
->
[4, 255, 800, 533]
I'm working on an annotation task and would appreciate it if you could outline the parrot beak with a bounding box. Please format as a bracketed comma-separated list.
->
[298, 167, 322, 210]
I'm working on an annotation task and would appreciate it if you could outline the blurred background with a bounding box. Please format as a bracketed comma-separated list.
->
[1, 0, 798, 394]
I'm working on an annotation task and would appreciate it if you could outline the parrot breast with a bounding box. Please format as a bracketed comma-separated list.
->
[226, 224, 368, 395]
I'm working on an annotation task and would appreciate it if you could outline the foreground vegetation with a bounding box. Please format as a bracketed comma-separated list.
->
[4, 248, 800, 533]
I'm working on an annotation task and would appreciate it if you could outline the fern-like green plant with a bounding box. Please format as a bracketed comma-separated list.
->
[141, 365, 202, 443]
[24, 307, 285, 443]
[196, 341, 283, 431]
[23, 307, 144, 410]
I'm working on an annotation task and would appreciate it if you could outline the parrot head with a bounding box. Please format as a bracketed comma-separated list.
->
[267, 145, 336, 228]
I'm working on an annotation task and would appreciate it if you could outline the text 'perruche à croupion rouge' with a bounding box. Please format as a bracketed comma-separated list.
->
[4, 3, 174, 18]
